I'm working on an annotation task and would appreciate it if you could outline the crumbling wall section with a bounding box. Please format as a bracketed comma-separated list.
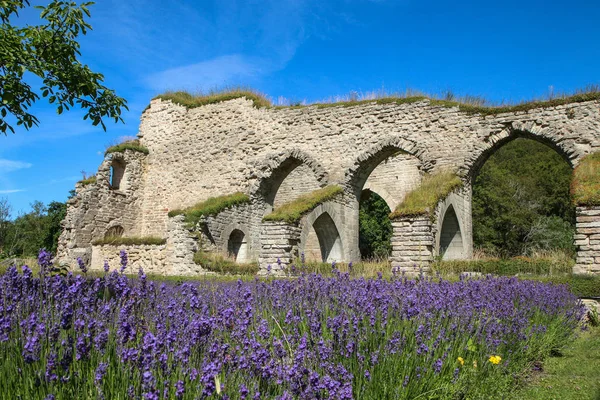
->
[574, 206, 600, 274]
[57, 150, 147, 267]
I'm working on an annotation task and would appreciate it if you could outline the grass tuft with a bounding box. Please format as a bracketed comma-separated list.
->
[78, 175, 96, 186]
[91, 236, 166, 246]
[105, 139, 149, 155]
[193, 250, 259, 275]
[168, 192, 251, 226]
[263, 186, 343, 224]
[571, 152, 600, 206]
[391, 172, 463, 219]
[154, 88, 271, 110]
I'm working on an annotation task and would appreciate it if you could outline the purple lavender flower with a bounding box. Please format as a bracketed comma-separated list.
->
[77, 257, 88, 274]
[119, 250, 128, 273]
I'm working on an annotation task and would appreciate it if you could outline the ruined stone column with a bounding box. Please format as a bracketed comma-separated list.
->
[574, 206, 600, 274]
[390, 216, 435, 274]
[258, 221, 301, 275]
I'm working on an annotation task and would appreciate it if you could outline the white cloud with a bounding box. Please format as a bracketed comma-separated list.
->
[0, 189, 25, 194]
[0, 159, 33, 173]
[146, 54, 266, 93]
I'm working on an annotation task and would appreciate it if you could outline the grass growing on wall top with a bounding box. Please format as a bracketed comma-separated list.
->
[571, 152, 600, 206]
[78, 175, 96, 186]
[105, 139, 149, 155]
[91, 236, 166, 246]
[263, 185, 343, 224]
[168, 192, 251, 226]
[390, 172, 463, 219]
[154, 88, 271, 109]
[152, 85, 600, 115]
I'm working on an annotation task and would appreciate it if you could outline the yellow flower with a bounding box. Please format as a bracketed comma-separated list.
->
[489, 355, 502, 365]
[473, 360, 477, 368]
[457, 357, 465, 366]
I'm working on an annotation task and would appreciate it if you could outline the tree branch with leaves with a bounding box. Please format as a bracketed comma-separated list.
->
[0, 1, 127, 134]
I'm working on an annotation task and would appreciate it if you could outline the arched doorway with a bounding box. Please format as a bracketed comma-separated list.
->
[359, 189, 392, 260]
[304, 213, 343, 263]
[439, 205, 464, 260]
[228, 229, 248, 263]
[471, 137, 575, 258]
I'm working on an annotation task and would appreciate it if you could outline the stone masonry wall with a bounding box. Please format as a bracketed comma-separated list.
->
[202, 202, 264, 261]
[273, 164, 322, 208]
[90, 244, 167, 275]
[574, 206, 600, 274]
[390, 216, 435, 273]
[259, 221, 302, 274]
[57, 150, 147, 267]
[62, 96, 600, 275]
[363, 153, 422, 210]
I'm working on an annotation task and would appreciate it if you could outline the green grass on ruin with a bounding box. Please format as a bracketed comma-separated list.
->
[168, 192, 251, 226]
[263, 185, 343, 224]
[571, 152, 600, 207]
[390, 171, 463, 219]
[154, 88, 271, 110]
[151, 85, 600, 116]
[91, 236, 166, 246]
[78, 175, 96, 186]
[193, 250, 259, 276]
[105, 139, 149, 155]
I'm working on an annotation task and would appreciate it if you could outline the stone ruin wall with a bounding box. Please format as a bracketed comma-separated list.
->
[58, 96, 600, 275]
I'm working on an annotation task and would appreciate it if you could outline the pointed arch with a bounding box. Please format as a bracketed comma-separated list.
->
[439, 205, 464, 260]
[464, 124, 578, 182]
[228, 229, 248, 263]
[300, 203, 346, 263]
[251, 149, 329, 209]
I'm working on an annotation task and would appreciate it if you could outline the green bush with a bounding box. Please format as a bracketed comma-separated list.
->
[105, 139, 149, 155]
[522, 275, 600, 298]
[169, 192, 250, 227]
[391, 171, 462, 219]
[193, 250, 259, 275]
[263, 186, 343, 223]
[91, 236, 166, 246]
[432, 257, 574, 276]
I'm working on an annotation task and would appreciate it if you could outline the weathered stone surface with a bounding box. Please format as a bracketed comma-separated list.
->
[57, 97, 600, 275]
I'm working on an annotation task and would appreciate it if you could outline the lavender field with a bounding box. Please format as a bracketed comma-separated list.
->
[0, 251, 585, 399]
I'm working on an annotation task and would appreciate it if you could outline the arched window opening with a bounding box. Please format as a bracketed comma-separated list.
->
[228, 229, 248, 263]
[304, 213, 343, 263]
[472, 138, 575, 258]
[104, 225, 124, 239]
[439, 205, 464, 260]
[359, 189, 392, 260]
[109, 159, 126, 190]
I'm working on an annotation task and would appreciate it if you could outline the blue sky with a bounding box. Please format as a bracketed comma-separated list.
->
[2, 0, 600, 216]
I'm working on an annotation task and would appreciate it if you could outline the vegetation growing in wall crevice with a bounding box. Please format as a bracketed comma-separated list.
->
[105, 139, 149, 155]
[168, 192, 251, 227]
[153, 89, 271, 110]
[78, 175, 96, 186]
[263, 185, 343, 224]
[91, 236, 166, 246]
[390, 172, 463, 219]
[571, 152, 600, 206]
[193, 250, 259, 275]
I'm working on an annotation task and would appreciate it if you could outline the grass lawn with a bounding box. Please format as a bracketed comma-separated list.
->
[515, 326, 600, 400]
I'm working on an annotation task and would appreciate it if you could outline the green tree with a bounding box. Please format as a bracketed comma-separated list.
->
[472, 138, 575, 257]
[0, 1, 127, 134]
[359, 190, 392, 260]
